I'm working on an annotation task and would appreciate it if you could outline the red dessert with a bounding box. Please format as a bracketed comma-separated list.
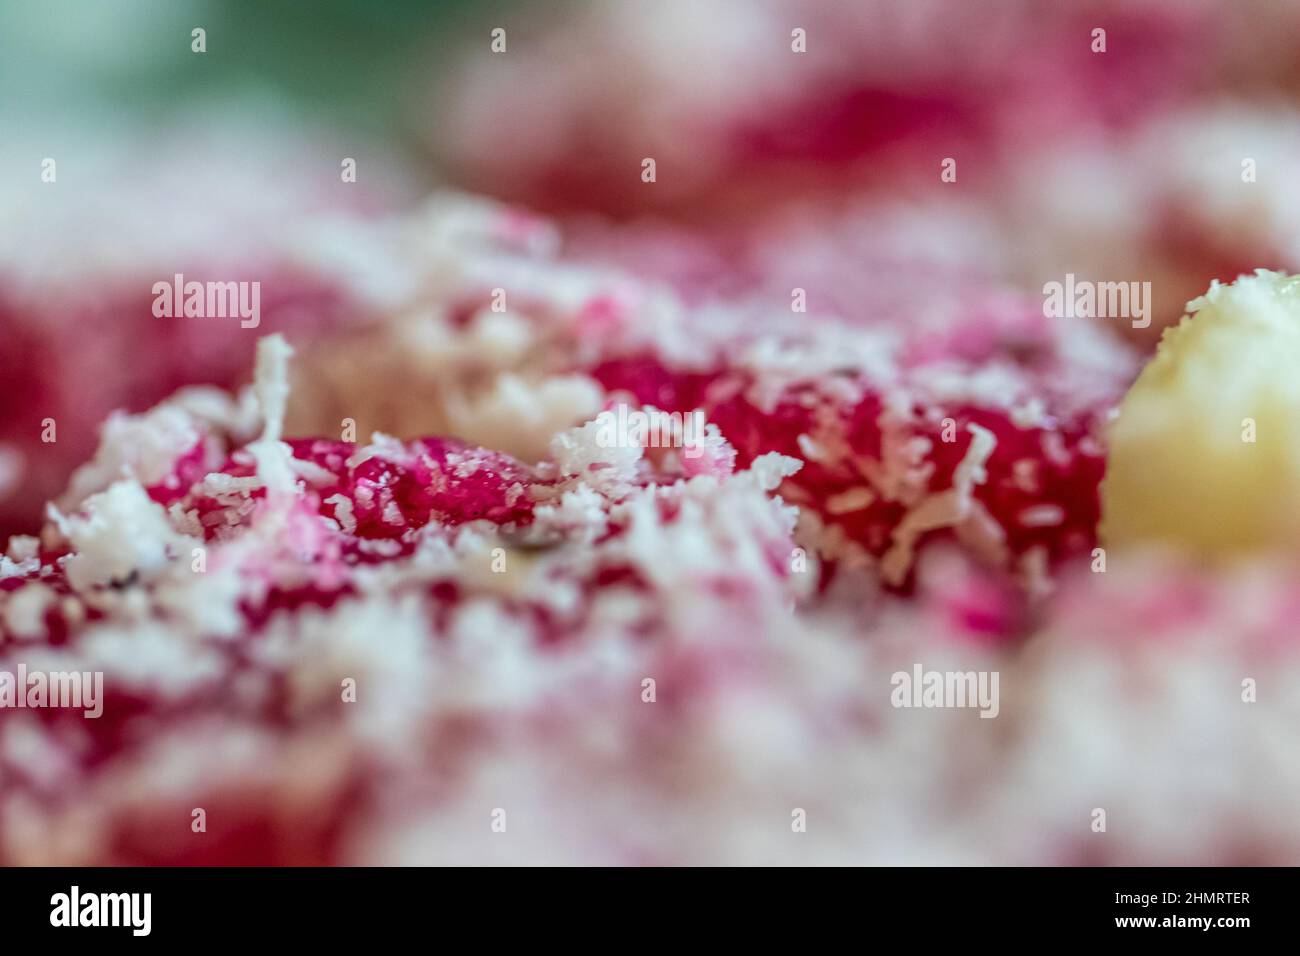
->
[284, 197, 1137, 593]
[1, 338, 804, 863]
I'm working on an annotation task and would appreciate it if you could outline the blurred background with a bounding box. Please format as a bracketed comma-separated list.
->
[1, 0, 488, 147]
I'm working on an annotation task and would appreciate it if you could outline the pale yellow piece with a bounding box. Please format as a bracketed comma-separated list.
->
[1102, 271, 1300, 554]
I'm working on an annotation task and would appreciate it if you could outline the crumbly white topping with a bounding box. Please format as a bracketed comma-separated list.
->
[53, 481, 191, 591]
[881, 424, 996, 586]
[0, 193, 1151, 866]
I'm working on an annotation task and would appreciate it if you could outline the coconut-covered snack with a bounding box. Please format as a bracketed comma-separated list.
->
[0, 337, 809, 863]
[11, 0, 1300, 875]
[2, 293, 1297, 864]
[286, 197, 1137, 593]
[3, 180, 1133, 626]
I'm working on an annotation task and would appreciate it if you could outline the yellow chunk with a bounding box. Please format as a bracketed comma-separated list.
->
[1102, 271, 1300, 554]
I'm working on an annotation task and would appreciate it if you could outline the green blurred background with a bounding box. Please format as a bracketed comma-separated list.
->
[0, 0, 531, 169]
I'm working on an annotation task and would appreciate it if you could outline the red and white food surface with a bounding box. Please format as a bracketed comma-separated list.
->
[4, 193, 1300, 863]
[6, 0, 1300, 865]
